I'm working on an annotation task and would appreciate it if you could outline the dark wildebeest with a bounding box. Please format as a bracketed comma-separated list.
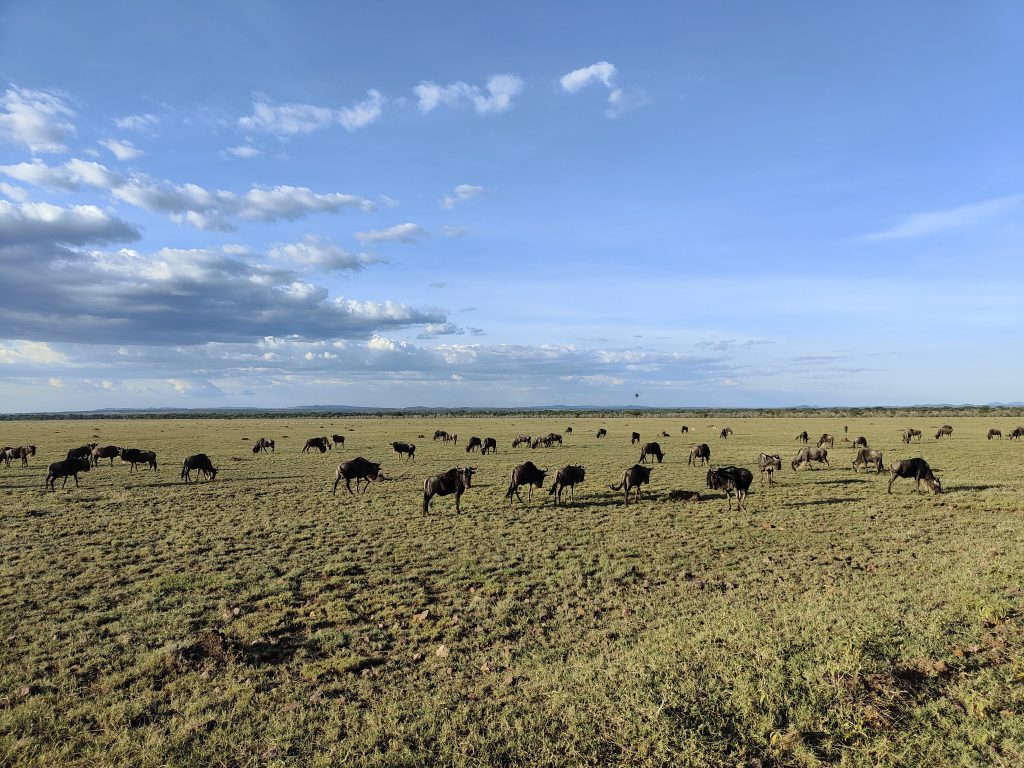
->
[549, 465, 585, 505]
[423, 467, 474, 513]
[680, 425, 689, 434]
[758, 453, 782, 486]
[720, 427, 732, 439]
[844, 425, 848, 434]
[512, 434, 532, 448]
[792, 446, 829, 470]
[392, 442, 416, 460]
[901, 430, 913, 444]
[564, 426, 573, 435]
[181, 454, 217, 483]
[907, 428, 922, 442]
[817, 434, 835, 448]
[667, 489, 701, 502]
[987, 429, 1002, 440]
[544, 432, 563, 446]
[661, 431, 670, 437]
[333, 457, 383, 495]
[610, 464, 653, 505]
[505, 461, 546, 504]
[66, 444, 97, 461]
[853, 436, 868, 449]
[465, 436, 483, 453]
[90, 445, 122, 466]
[252, 437, 275, 454]
[935, 425, 953, 440]
[331, 434, 344, 448]
[706, 465, 754, 512]
[433, 430, 448, 441]
[596, 429, 607, 439]
[639, 441, 665, 463]
[796, 431, 809, 444]
[0, 447, 10, 468]
[481, 437, 498, 455]
[9, 445, 36, 468]
[1010, 427, 1024, 441]
[887, 458, 941, 494]
[688, 443, 711, 467]
[302, 436, 329, 453]
[852, 448, 884, 473]
[119, 448, 157, 472]
[631, 432, 641, 445]
[44, 457, 90, 491]
[531, 438, 541, 449]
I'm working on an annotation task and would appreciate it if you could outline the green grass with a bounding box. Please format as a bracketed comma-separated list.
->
[1, 416, 1023, 766]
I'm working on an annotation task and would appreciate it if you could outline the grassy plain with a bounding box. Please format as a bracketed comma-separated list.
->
[1, 415, 1023, 767]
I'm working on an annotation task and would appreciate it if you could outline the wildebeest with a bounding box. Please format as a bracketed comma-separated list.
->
[443, 433, 458, 445]
[720, 427, 732, 439]
[505, 461, 547, 504]
[181, 454, 218, 483]
[531, 438, 541, 449]
[302, 436, 330, 453]
[853, 436, 869, 449]
[465, 436, 483, 453]
[1010, 427, 1024, 441]
[852, 448, 884, 473]
[333, 457, 383, 495]
[796, 431, 809, 444]
[706, 465, 754, 512]
[817, 433, 835, 448]
[544, 432, 563, 446]
[564, 426, 573, 435]
[639, 441, 665, 463]
[119, 448, 157, 472]
[433, 430, 448, 441]
[610, 464, 653, 505]
[680, 426, 689, 434]
[252, 437, 275, 454]
[667, 489, 700, 502]
[935, 425, 953, 440]
[44, 457, 90, 491]
[901, 430, 913, 444]
[8, 445, 36, 467]
[661, 431, 670, 437]
[596, 429, 607, 439]
[844, 425, 848, 434]
[331, 434, 345, 447]
[423, 467, 474, 513]
[688, 443, 711, 467]
[888, 458, 941, 494]
[392, 442, 416, 460]
[792, 447, 829, 470]
[758, 453, 782, 486]
[988, 429, 1002, 440]
[481, 437, 498, 455]
[66, 444, 96, 461]
[548, 465, 585, 505]
[906, 428, 922, 442]
[631, 432, 641, 445]
[512, 434, 532, 448]
[90, 445, 122, 466]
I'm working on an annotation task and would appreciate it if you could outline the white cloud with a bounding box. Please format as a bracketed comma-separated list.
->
[0, 86, 76, 153]
[559, 61, 646, 117]
[414, 74, 523, 115]
[417, 321, 464, 339]
[0, 182, 28, 202]
[0, 199, 139, 246]
[268, 235, 380, 272]
[354, 222, 426, 244]
[239, 90, 385, 136]
[0, 340, 67, 365]
[863, 195, 1023, 241]
[99, 138, 144, 160]
[113, 113, 159, 131]
[440, 183, 485, 209]
[48, 377, 63, 389]
[338, 89, 385, 131]
[224, 144, 261, 158]
[0, 158, 123, 191]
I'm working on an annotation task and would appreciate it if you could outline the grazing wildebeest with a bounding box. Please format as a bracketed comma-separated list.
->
[544, 432, 563, 446]
[392, 442, 416, 460]
[758, 453, 782, 486]
[465, 436, 483, 453]
[90, 445, 122, 466]
[505, 461, 547, 504]
[181, 454, 217, 483]
[433, 430, 448, 441]
[680, 426, 689, 434]
[817, 434, 835, 448]
[548, 465, 585, 505]
[631, 432, 641, 445]
[331, 434, 345, 448]
[513, 434, 532, 448]
[252, 437, 275, 454]
[906, 428, 922, 442]
[796, 431, 809, 444]
[119, 448, 157, 472]
[9, 445, 36, 468]
[792, 447, 829, 470]
[481, 437, 498, 455]
[44, 457, 91, 491]
[853, 436, 869, 449]
[639, 441, 665, 463]
[596, 429, 607, 439]
[333, 457, 383, 495]
[988, 429, 1002, 440]
[720, 428, 732, 439]
[667, 489, 701, 502]
[423, 467, 474, 513]
[564, 426, 573, 435]
[1010, 427, 1024, 441]
[443, 433, 458, 445]
[302, 436, 330, 453]
[706, 465, 754, 512]
[610, 464, 653, 505]
[935, 425, 953, 440]
[852, 448, 884, 473]
[531, 438, 541, 449]
[901, 430, 913, 444]
[888, 458, 941, 494]
[688, 443, 711, 467]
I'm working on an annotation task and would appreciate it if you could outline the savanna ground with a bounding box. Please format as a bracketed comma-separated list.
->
[1, 415, 1023, 767]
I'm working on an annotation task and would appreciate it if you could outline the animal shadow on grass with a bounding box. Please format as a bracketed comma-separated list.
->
[947, 484, 999, 493]
[787, 497, 863, 508]
[828, 477, 868, 485]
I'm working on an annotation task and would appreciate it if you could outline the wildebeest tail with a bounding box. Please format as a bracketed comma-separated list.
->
[609, 481, 624, 491]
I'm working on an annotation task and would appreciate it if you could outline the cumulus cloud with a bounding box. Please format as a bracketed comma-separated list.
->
[0, 157, 124, 191]
[239, 90, 385, 136]
[0, 86, 76, 153]
[99, 138, 144, 160]
[268, 235, 381, 272]
[354, 222, 426, 244]
[0, 340, 67, 365]
[559, 61, 646, 117]
[0, 199, 139, 246]
[113, 113, 159, 131]
[440, 183, 485, 209]
[414, 75, 523, 115]
[416, 321, 464, 339]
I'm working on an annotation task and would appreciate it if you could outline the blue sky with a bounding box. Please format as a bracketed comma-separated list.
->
[0, 1, 1021, 410]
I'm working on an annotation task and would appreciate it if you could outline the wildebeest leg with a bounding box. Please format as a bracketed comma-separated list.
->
[887, 472, 895, 493]
[737, 489, 746, 513]
[74, 474, 80, 487]
[455, 489, 462, 513]
[514, 486, 524, 504]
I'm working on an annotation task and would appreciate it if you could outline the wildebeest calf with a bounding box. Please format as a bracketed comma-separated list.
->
[333, 457, 383, 495]
[505, 461, 546, 504]
[548, 465, 585, 505]
[792, 447, 829, 470]
[610, 464, 653, 505]
[852, 448, 884, 473]
[758, 453, 782, 486]
[423, 467, 474, 513]
[45, 457, 91, 491]
[888, 458, 941, 494]
[706, 465, 754, 512]
[181, 454, 217, 483]
[638, 441, 664, 463]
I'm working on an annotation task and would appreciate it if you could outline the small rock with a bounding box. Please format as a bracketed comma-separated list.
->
[435, 644, 450, 658]
[412, 652, 424, 662]
[413, 609, 431, 622]
[18, 685, 33, 697]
